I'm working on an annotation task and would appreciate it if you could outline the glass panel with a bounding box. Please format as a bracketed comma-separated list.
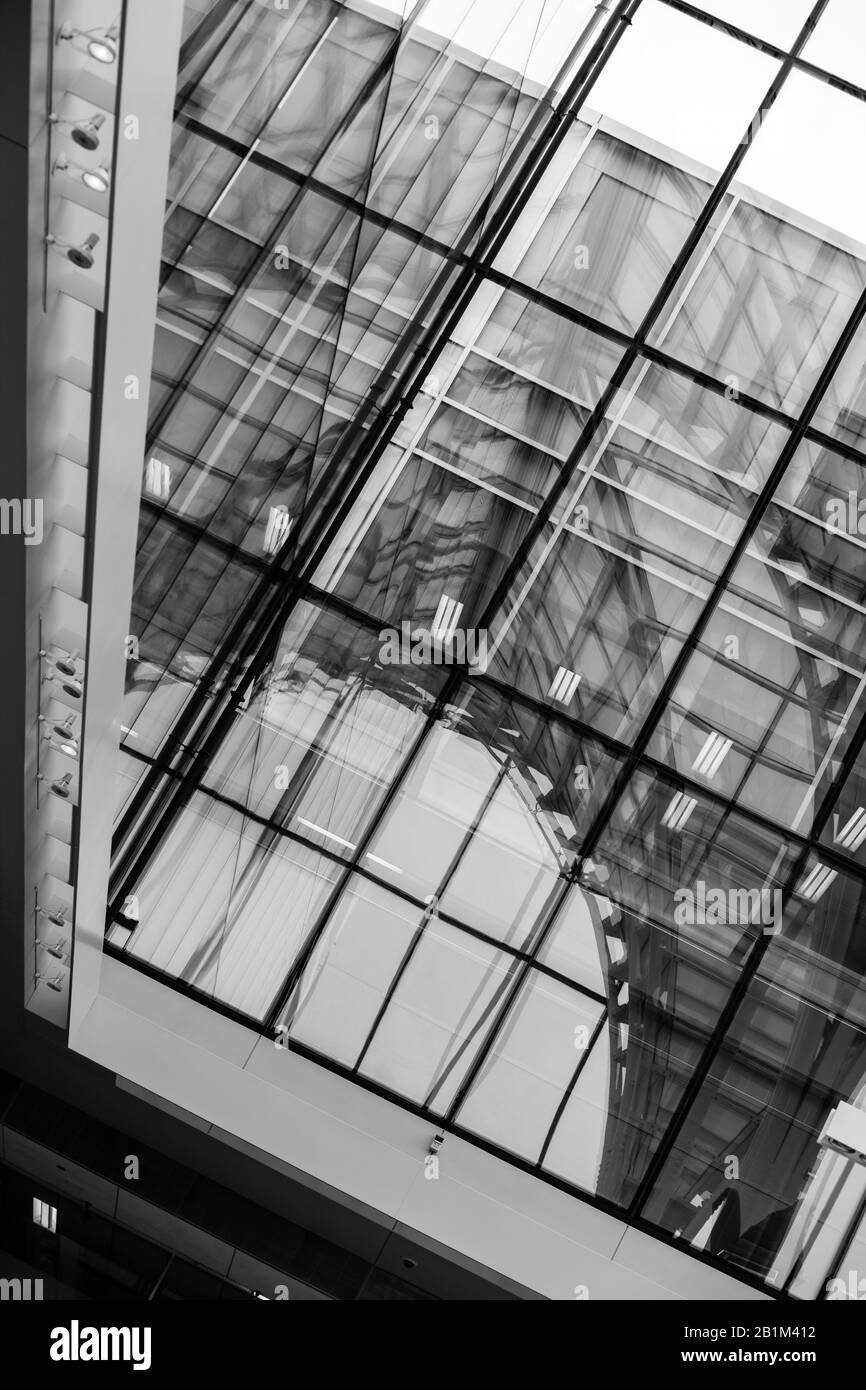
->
[579, 0, 779, 168]
[365, 681, 622, 908]
[689, 0, 814, 45]
[360, 920, 517, 1111]
[826, 1202, 866, 1302]
[802, 0, 866, 89]
[109, 793, 341, 1021]
[281, 876, 422, 1066]
[736, 73, 866, 246]
[810, 313, 866, 451]
[457, 970, 604, 1162]
[506, 125, 712, 334]
[202, 598, 446, 855]
[537, 880, 609, 996]
[645, 439, 866, 834]
[649, 79, 866, 413]
[541, 1028, 611, 1192]
[329, 452, 537, 630]
[641, 881, 866, 1296]
[577, 764, 799, 1205]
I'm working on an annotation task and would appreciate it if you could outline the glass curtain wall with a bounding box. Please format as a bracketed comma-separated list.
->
[106, 0, 866, 1299]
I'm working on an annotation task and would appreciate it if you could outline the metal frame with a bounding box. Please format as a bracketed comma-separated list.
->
[95, 0, 866, 1300]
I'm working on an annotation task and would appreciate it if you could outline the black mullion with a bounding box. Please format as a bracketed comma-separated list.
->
[149, 9, 412, 448]
[286, 578, 866, 880]
[440, 877, 574, 1122]
[349, 758, 514, 1071]
[175, 0, 258, 112]
[656, 0, 866, 106]
[120, 688, 866, 934]
[326, 14, 834, 1133]
[537, 1012, 607, 1168]
[181, 111, 866, 471]
[113, 205, 383, 850]
[412, 0, 832, 754]
[158, 0, 584, 454]
[276, 2, 642, 560]
[654, 0, 786, 55]
[250, 576, 866, 881]
[108, 1, 643, 913]
[117, 740, 610, 997]
[572, 279, 866, 897]
[722, 590, 847, 811]
[627, 627, 866, 1223]
[78, 944, 773, 1299]
[114, 6, 633, 870]
[816, 1186, 866, 1300]
[164, 0, 345, 295]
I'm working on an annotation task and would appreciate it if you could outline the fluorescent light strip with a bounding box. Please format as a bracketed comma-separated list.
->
[33, 1199, 57, 1232]
[548, 666, 581, 704]
[692, 730, 733, 778]
[365, 853, 403, 876]
[834, 807, 866, 852]
[661, 791, 697, 832]
[297, 819, 356, 852]
[798, 863, 838, 902]
[431, 594, 463, 642]
[144, 457, 170, 500]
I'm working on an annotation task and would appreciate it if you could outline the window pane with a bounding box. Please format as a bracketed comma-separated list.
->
[457, 971, 604, 1161]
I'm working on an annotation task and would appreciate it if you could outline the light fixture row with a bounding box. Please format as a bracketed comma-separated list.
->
[56, 20, 118, 65]
[53, 150, 111, 194]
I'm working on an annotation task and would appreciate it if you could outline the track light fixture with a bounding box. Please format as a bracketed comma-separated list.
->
[39, 713, 79, 756]
[427, 1132, 445, 1158]
[36, 938, 70, 962]
[38, 772, 74, 800]
[48, 112, 107, 151]
[41, 650, 84, 697]
[45, 232, 100, 270]
[53, 151, 111, 194]
[35, 973, 65, 993]
[56, 21, 118, 64]
[37, 906, 68, 928]
[44, 672, 83, 699]
[49, 648, 80, 678]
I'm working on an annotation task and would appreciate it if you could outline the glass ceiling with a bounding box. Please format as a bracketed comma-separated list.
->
[105, 0, 866, 1299]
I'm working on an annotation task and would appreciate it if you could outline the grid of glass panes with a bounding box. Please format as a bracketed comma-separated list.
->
[112, 0, 866, 1299]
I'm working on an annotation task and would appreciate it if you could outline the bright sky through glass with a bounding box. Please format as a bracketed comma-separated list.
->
[369, 0, 866, 249]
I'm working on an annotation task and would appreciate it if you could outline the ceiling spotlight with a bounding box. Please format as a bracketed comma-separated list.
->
[49, 648, 80, 678]
[39, 648, 79, 677]
[73, 115, 105, 150]
[82, 164, 110, 193]
[53, 151, 111, 193]
[38, 772, 73, 800]
[39, 713, 79, 756]
[67, 233, 99, 269]
[35, 973, 65, 993]
[48, 113, 106, 151]
[87, 27, 118, 63]
[42, 650, 83, 698]
[56, 21, 118, 64]
[45, 673, 83, 699]
[36, 938, 70, 962]
[38, 907, 68, 928]
[45, 232, 100, 270]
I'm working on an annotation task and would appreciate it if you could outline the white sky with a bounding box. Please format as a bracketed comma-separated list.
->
[371, 0, 866, 246]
